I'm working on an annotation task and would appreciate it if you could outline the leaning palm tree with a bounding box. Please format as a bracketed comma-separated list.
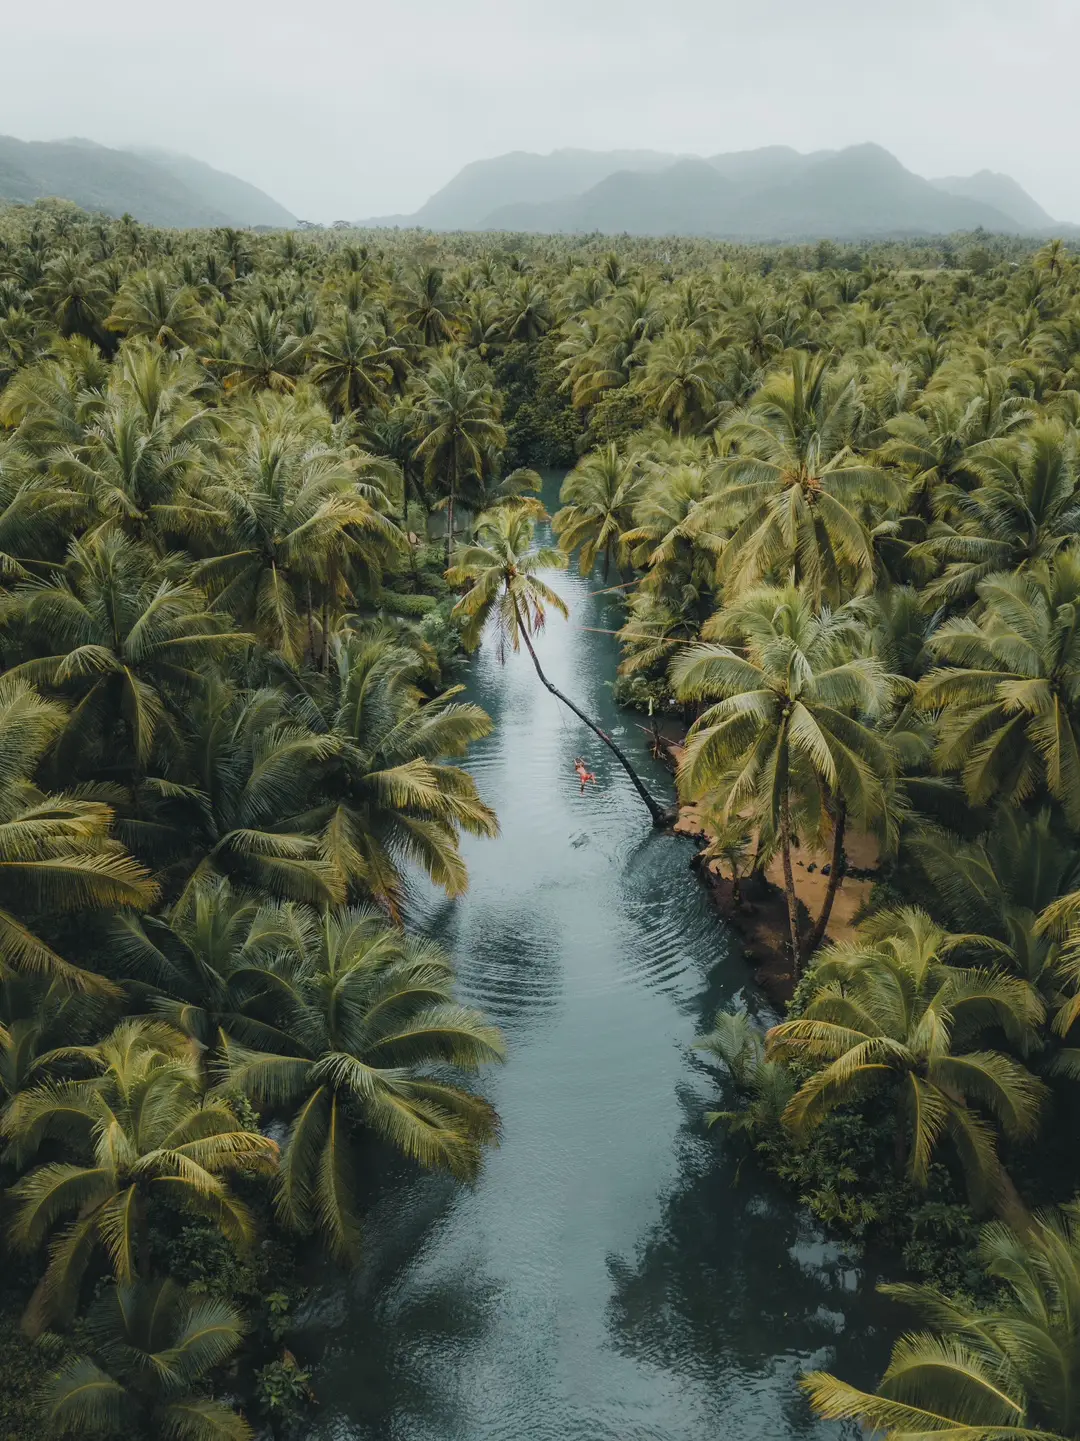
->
[768, 909, 1047, 1208]
[553, 444, 645, 580]
[671, 583, 895, 965]
[315, 627, 498, 914]
[918, 549, 1080, 827]
[448, 507, 671, 826]
[805, 1203, 1080, 1440]
[219, 906, 504, 1262]
[44, 1280, 252, 1440]
[3, 1019, 278, 1330]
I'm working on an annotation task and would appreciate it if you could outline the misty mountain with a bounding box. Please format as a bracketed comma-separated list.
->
[367, 148, 682, 229]
[0, 135, 295, 228]
[126, 148, 296, 228]
[930, 170, 1055, 230]
[370, 143, 1058, 240]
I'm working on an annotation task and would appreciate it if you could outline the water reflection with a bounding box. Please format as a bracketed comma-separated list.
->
[299, 475, 892, 1440]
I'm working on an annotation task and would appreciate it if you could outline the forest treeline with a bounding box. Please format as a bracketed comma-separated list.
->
[1, 196, 1080, 1438]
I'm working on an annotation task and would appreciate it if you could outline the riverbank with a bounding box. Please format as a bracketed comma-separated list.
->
[662, 740, 879, 1004]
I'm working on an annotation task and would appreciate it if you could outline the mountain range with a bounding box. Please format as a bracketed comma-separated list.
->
[0, 135, 295, 229]
[365, 144, 1063, 240]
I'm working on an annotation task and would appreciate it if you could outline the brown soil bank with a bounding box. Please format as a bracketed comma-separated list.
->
[664, 740, 879, 1007]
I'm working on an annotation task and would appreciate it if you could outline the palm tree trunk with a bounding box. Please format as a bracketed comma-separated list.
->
[780, 788, 803, 973]
[445, 451, 457, 566]
[806, 799, 846, 955]
[513, 599, 672, 828]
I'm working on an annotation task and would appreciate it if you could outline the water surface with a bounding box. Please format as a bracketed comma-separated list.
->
[301, 476, 893, 1439]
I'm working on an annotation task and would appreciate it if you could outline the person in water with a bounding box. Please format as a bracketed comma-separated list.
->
[574, 757, 597, 792]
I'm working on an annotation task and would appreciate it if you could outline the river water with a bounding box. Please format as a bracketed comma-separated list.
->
[301, 476, 893, 1440]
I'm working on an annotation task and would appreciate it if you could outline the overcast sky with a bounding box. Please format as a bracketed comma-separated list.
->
[4, 0, 1077, 223]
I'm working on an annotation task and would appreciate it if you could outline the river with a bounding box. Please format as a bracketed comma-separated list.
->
[300, 474, 893, 1440]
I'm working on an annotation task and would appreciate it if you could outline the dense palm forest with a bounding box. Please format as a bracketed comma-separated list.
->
[2, 197, 1080, 1439]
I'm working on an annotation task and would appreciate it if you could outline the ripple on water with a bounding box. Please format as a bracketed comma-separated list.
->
[303, 474, 893, 1441]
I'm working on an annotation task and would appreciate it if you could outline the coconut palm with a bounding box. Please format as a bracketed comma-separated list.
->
[219, 906, 504, 1261]
[2, 528, 251, 775]
[400, 265, 456, 347]
[497, 277, 551, 343]
[448, 507, 671, 825]
[553, 444, 644, 579]
[315, 627, 498, 913]
[918, 550, 1080, 827]
[3, 1019, 278, 1330]
[218, 303, 306, 393]
[805, 1204, 1080, 1441]
[38, 250, 111, 341]
[917, 422, 1080, 604]
[0, 674, 155, 993]
[703, 351, 903, 602]
[106, 271, 209, 351]
[197, 400, 402, 663]
[44, 1280, 251, 1440]
[168, 683, 344, 917]
[308, 309, 402, 418]
[635, 327, 720, 435]
[671, 584, 895, 966]
[411, 351, 506, 562]
[768, 909, 1047, 1206]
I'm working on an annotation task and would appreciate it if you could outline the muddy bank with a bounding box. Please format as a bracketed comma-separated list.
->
[661, 738, 879, 1007]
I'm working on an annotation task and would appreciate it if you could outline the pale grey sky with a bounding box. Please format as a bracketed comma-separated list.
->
[5, 0, 1077, 222]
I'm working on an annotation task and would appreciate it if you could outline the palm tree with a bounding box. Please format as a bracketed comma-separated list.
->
[2, 528, 252, 775]
[448, 507, 672, 826]
[219, 906, 504, 1261]
[44, 1280, 252, 1440]
[917, 550, 1080, 826]
[917, 422, 1080, 604]
[704, 351, 902, 602]
[0, 674, 155, 993]
[106, 880, 309, 1055]
[768, 908, 1046, 1207]
[400, 265, 456, 347]
[635, 327, 720, 435]
[3, 1019, 277, 1330]
[308, 309, 401, 418]
[218, 303, 305, 393]
[39, 251, 111, 341]
[411, 352, 506, 562]
[315, 627, 498, 913]
[671, 584, 894, 966]
[168, 682, 344, 917]
[805, 1204, 1080, 1440]
[197, 399, 402, 663]
[497, 277, 551, 343]
[553, 444, 644, 580]
[106, 271, 209, 350]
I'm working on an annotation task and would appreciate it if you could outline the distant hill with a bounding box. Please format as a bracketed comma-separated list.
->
[126, 148, 296, 228]
[0, 135, 295, 229]
[367, 143, 1060, 240]
[930, 170, 1055, 231]
[365, 148, 681, 229]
